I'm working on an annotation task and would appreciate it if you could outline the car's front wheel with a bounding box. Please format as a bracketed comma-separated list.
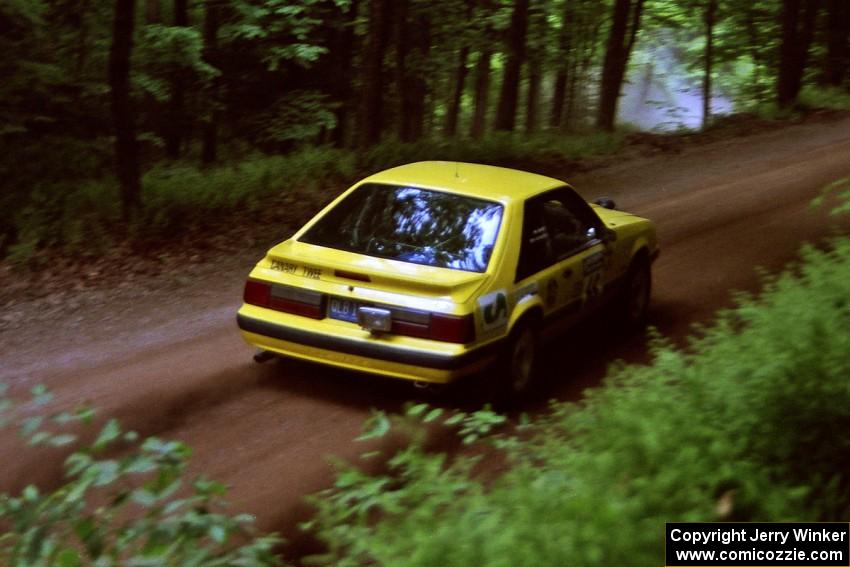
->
[620, 256, 651, 330]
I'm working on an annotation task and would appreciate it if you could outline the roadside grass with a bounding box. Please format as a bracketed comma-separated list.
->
[359, 131, 623, 173]
[2, 132, 621, 265]
[139, 148, 356, 237]
[304, 235, 850, 566]
[741, 86, 850, 123]
[798, 86, 850, 111]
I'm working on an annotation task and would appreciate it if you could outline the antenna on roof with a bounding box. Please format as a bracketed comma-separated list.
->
[455, 161, 460, 178]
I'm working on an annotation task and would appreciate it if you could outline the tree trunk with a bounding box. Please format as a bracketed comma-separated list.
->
[109, 0, 141, 220]
[777, 0, 822, 108]
[822, 0, 850, 86]
[550, 72, 567, 129]
[567, 7, 603, 130]
[702, 0, 717, 129]
[470, 49, 492, 139]
[525, 59, 541, 133]
[596, 0, 646, 131]
[549, 1, 573, 129]
[75, 0, 91, 79]
[444, 46, 469, 137]
[494, 0, 530, 132]
[564, 61, 579, 129]
[165, 0, 189, 158]
[358, 0, 393, 147]
[409, 21, 430, 140]
[442, 0, 474, 137]
[145, 0, 161, 23]
[330, 0, 359, 147]
[142, 0, 162, 156]
[396, 1, 430, 142]
[201, 0, 221, 165]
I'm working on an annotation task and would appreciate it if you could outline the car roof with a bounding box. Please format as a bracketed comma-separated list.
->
[359, 161, 567, 203]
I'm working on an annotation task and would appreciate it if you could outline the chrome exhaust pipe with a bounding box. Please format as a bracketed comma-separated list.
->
[413, 381, 444, 393]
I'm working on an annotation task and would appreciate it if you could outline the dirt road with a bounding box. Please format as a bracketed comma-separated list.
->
[1, 115, 849, 558]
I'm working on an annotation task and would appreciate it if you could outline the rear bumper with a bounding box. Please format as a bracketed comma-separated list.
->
[237, 313, 499, 384]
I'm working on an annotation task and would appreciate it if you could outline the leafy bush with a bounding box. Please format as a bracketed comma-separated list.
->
[306, 235, 850, 566]
[0, 384, 283, 566]
[359, 132, 623, 173]
[4, 146, 356, 262]
[797, 86, 850, 111]
[0, 135, 114, 259]
[814, 176, 850, 217]
[741, 101, 798, 122]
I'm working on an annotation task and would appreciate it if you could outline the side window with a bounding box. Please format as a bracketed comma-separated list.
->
[543, 199, 586, 258]
[544, 187, 601, 258]
[516, 199, 552, 281]
[516, 187, 601, 281]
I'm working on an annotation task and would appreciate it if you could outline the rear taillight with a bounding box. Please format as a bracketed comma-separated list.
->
[391, 319, 430, 339]
[243, 280, 325, 320]
[429, 313, 475, 344]
[390, 308, 475, 344]
[244, 279, 271, 307]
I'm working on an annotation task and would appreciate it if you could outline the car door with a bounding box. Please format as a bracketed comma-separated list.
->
[515, 188, 609, 337]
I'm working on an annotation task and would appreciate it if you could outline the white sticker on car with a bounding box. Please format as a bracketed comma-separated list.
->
[478, 290, 509, 332]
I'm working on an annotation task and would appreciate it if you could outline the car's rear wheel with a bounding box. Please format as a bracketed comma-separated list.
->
[620, 256, 651, 330]
[492, 321, 540, 408]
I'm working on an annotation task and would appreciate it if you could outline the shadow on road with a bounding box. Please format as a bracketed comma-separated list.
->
[250, 302, 681, 417]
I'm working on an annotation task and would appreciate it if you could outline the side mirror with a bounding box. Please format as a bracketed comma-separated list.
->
[594, 197, 616, 210]
[585, 227, 598, 240]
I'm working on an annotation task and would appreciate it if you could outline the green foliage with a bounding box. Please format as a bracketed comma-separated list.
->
[797, 86, 850, 111]
[224, 0, 342, 70]
[0, 385, 283, 566]
[4, 146, 356, 263]
[359, 132, 623, 173]
[9, 179, 119, 263]
[307, 235, 850, 566]
[138, 147, 354, 234]
[741, 101, 798, 121]
[640, 0, 784, 119]
[812, 177, 850, 216]
[135, 24, 220, 102]
[304, 403, 506, 567]
[256, 90, 338, 146]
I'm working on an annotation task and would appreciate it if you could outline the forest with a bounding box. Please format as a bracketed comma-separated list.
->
[1, 0, 848, 263]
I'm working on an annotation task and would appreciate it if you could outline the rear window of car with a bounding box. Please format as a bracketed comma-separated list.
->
[299, 183, 503, 272]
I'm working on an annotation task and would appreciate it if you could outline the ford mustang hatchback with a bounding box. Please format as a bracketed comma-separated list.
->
[237, 161, 659, 402]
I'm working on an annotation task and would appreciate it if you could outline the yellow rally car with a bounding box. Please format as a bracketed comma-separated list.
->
[237, 161, 658, 400]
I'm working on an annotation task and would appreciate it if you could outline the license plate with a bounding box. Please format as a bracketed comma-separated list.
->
[329, 298, 361, 323]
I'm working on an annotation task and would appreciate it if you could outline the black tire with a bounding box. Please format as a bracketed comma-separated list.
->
[491, 321, 540, 408]
[620, 257, 651, 330]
